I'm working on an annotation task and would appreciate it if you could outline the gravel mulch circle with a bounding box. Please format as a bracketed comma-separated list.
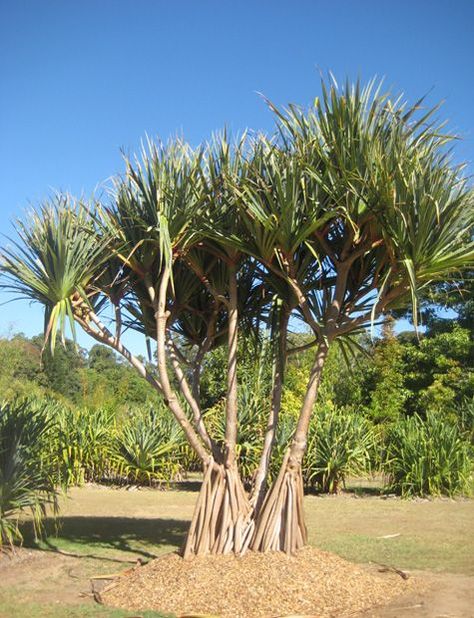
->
[101, 546, 422, 617]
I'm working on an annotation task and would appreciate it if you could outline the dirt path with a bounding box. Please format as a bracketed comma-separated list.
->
[366, 572, 474, 618]
[0, 549, 103, 606]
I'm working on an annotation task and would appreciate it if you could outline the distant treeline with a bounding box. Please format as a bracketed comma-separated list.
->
[0, 334, 160, 409]
[1, 309, 472, 426]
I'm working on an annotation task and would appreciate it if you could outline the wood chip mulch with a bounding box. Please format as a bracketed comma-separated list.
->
[101, 546, 422, 618]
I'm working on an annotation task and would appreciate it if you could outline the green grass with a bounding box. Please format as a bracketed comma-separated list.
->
[1, 485, 473, 617]
[305, 494, 474, 574]
[314, 533, 473, 574]
[19, 487, 474, 574]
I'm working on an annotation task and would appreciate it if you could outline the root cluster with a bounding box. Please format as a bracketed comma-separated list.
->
[183, 461, 254, 557]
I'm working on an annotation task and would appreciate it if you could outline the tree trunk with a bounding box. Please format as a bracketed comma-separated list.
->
[251, 340, 330, 553]
[183, 459, 254, 557]
[224, 262, 239, 467]
[251, 308, 288, 514]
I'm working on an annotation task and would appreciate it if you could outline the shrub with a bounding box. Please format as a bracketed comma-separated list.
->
[0, 400, 58, 548]
[112, 405, 184, 484]
[383, 413, 473, 497]
[269, 407, 376, 493]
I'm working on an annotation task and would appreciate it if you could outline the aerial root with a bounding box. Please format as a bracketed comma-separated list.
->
[251, 452, 307, 554]
[183, 459, 254, 558]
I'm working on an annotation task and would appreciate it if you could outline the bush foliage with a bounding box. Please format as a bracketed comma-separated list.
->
[0, 400, 58, 547]
[384, 413, 472, 497]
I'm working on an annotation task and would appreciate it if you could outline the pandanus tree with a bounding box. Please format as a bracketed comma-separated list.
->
[236, 80, 474, 552]
[1, 78, 473, 557]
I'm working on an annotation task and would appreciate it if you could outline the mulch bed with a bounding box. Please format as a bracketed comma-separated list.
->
[101, 546, 422, 617]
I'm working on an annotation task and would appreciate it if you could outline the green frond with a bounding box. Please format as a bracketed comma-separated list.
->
[0, 196, 109, 351]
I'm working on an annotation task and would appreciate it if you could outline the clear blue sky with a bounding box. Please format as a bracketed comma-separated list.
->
[0, 0, 472, 353]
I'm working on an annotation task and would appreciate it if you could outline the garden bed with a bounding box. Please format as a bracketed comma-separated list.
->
[101, 546, 421, 618]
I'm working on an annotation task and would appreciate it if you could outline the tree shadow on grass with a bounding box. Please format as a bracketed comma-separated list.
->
[19, 516, 189, 561]
[343, 486, 385, 497]
[303, 485, 384, 498]
[95, 477, 203, 493]
[168, 479, 202, 492]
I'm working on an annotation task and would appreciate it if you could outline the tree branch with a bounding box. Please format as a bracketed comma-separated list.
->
[288, 338, 330, 467]
[273, 253, 322, 338]
[154, 268, 212, 465]
[184, 255, 229, 307]
[74, 311, 162, 395]
[287, 338, 319, 356]
[336, 282, 408, 336]
[167, 336, 214, 452]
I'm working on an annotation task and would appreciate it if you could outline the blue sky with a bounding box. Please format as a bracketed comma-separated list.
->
[0, 0, 472, 353]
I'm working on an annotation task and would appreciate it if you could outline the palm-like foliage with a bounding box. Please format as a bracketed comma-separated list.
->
[0, 197, 109, 350]
[303, 407, 375, 493]
[237, 79, 474, 338]
[106, 139, 207, 288]
[53, 406, 116, 486]
[0, 400, 58, 548]
[112, 405, 184, 484]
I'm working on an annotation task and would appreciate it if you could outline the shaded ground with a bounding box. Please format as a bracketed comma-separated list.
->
[0, 484, 472, 617]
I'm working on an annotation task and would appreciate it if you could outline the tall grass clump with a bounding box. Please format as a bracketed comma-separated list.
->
[384, 413, 473, 497]
[303, 407, 376, 493]
[457, 397, 474, 444]
[53, 405, 115, 486]
[0, 400, 58, 548]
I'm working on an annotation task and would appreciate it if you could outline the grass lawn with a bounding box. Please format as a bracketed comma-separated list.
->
[1, 483, 473, 617]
